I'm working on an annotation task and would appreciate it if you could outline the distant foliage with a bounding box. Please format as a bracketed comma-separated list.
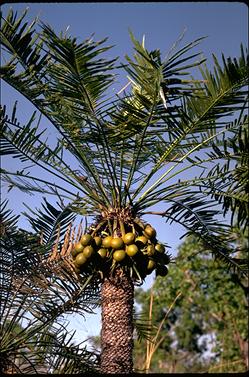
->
[134, 235, 248, 373]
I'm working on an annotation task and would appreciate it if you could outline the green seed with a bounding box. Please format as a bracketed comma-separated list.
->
[83, 245, 95, 259]
[113, 249, 126, 262]
[72, 242, 84, 258]
[111, 237, 124, 250]
[135, 235, 148, 246]
[126, 244, 138, 257]
[102, 236, 113, 248]
[155, 243, 165, 254]
[147, 259, 156, 270]
[80, 234, 93, 246]
[98, 248, 107, 258]
[123, 232, 135, 245]
[94, 236, 102, 248]
[144, 225, 157, 239]
[156, 265, 168, 277]
[75, 253, 87, 266]
[147, 244, 155, 256]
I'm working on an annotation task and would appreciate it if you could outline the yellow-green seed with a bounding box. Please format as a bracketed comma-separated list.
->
[80, 234, 93, 246]
[83, 245, 95, 259]
[123, 232, 135, 245]
[126, 244, 138, 257]
[111, 237, 124, 250]
[75, 253, 87, 266]
[113, 249, 126, 262]
[102, 236, 113, 248]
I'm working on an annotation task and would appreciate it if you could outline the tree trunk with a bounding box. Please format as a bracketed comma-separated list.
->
[100, 268, 134, 374]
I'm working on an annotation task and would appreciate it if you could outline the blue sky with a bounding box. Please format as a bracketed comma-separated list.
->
[1, 1, 248, 345]
[2, 2, 248, 57]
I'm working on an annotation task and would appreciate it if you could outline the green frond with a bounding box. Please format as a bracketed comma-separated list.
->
[139, 183, 247, 275]
[36, 329, 100, 373]
[187, 45, 248, 123]
[204, 122, 249, 229]
[0, 199, 19, 234]
[0, 10, 118, 206]
[0, 8, 50, 100]
[0, 203, 100, 373]
[1, 101, 112, 204]
[41, 22, 117, 114]
[22, 197, 76, 244]
[133, 309, 156, 343]
[132, 45, 248, 203]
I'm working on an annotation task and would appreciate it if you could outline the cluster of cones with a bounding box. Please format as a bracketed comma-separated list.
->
[71, 219, 171, 281]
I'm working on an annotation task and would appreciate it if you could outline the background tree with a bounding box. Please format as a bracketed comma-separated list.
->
[1, 8, 248, 373]
[134, 234, 248, 373]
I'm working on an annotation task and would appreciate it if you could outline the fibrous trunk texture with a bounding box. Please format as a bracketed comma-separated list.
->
[100, 268, 134, 374]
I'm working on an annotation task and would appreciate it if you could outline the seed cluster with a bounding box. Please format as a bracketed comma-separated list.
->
[71, 218, 171, 282]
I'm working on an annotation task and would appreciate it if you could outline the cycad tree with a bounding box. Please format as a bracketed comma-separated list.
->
[1, 9, 248, 373]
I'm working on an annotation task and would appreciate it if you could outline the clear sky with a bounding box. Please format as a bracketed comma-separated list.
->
[1, 1, 248, 345]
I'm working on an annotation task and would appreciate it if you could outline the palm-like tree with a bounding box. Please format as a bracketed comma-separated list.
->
[1, 9, 248, 373]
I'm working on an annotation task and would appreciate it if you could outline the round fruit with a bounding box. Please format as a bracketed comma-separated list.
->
[75, 242, 84, 252]
[123, 232, 135, 245]
[126, 244, 138, 257]
[147, 259, 156, 270]
[144, 225, 157, 239]
[113, 249, 126, 262]
[147, 244, 155, 256]
[135, 235, 148, 246]
[80, 234, 93, 246]
[111, 237, 124, 250]
[155, 243, 166, 254]
[93, 236, 102, 248]
[102, 236, 113, 248]
[72, 242, 84, 258]
[83, 245, 95, 259]
[156, 265, 168, 277]
[98, 248, 107, 258]
[75, 253, 87, 266]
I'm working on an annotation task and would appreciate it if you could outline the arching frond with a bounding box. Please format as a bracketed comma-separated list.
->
[0, 203, 100, 374]
[22, 197, 76, 245]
